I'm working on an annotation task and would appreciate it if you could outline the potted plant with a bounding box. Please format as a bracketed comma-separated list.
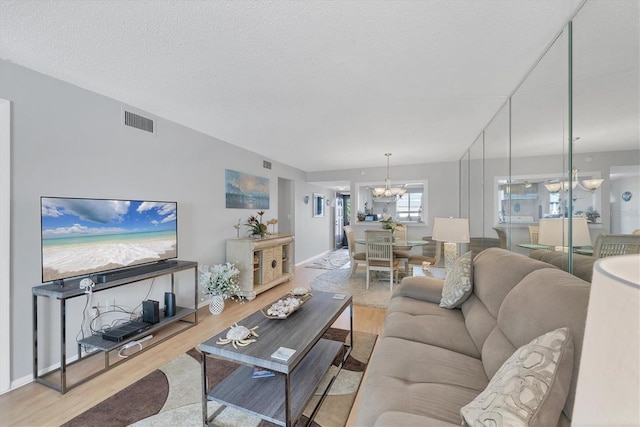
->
[380, 214, 399, 232]
[199, 262, 243, 314]
[245, 210, 269, 238]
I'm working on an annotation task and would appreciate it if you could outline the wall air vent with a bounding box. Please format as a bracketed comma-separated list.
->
[263, 160, 272, 169]
[123, 110, 155, 134]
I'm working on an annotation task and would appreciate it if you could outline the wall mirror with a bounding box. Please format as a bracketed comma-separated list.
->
[572, 0, 639, 235]
[312, 193, 325, 217]
[485, 101, 510, 246]
[509, 25, 570, 252]
[459, 0, 640, 276]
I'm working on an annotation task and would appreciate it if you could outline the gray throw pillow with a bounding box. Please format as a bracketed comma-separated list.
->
[460, 327, 574, 427]
[439, 251, 473, 308]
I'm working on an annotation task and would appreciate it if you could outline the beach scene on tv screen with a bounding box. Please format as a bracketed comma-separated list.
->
[41, 198, 177, 282]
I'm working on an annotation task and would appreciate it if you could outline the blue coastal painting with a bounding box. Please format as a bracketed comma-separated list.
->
[225, 169, 270, 209]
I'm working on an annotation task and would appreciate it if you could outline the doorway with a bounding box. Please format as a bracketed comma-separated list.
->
[334, 193, 350, 249]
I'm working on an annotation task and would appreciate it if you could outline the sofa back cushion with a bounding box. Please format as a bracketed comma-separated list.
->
[482, 268, 590, 421]
[529, 249, 595, 282]
[461, 248, 554, 353]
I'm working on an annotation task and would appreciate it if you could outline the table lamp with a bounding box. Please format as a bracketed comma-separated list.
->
[572, 254, 640, 425]
[432, 217, 470, 273]
[538, 217, 591, 251]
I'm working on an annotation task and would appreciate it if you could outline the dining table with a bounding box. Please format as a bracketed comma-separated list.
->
[516, 243, 594, 255]
[355, 238, 429, 249]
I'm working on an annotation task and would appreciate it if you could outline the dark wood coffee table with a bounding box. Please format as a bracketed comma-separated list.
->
[200, 290, 353, 427]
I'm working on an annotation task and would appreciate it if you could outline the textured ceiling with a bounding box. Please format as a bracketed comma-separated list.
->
[1, 0, 592, 172]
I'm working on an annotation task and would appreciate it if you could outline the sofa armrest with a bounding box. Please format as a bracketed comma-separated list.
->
[392, 276, 444, 303]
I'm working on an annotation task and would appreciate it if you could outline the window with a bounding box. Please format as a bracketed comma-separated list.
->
[396, 188, 423, 222]
[354, 180, 427, 224]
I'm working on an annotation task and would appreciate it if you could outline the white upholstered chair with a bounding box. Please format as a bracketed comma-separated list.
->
[343, 225, 366, 278]
[365, 229, 400, 291]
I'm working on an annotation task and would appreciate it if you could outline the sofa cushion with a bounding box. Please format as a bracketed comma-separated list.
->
[384, 297, 481, 358]
[490, 268, 591, 419]
[374, 411, 459, 426]
[461, 327, 574, 427]
[357, 337, 488, 426]
[394, 275, 444, 304]
[528, 249, 594, 282]
[440, 251, 473, 308]
[468, 249, 553, 318]
[462, 249, 554, 353]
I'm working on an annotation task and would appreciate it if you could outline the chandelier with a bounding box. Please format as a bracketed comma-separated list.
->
[544, 168, 603, 193]
[371, 153, 406, 202]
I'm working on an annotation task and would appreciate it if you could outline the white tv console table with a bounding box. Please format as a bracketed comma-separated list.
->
[32, 260, 198, 394]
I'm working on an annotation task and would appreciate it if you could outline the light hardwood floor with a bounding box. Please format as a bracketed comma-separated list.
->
[0, 258, 385, 426]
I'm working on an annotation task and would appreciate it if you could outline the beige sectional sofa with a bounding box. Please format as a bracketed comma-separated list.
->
[356, 248, 591, 426]
[528, 248, 595, 282]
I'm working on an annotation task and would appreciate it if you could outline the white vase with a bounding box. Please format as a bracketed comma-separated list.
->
[209, 295, 225, 315]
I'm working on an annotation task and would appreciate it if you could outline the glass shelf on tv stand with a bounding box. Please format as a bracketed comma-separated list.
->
[78, 306, 196, 352]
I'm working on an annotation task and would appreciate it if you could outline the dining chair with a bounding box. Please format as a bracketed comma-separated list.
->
[365, 229, 400, 291]
[468, 237, 501, 255]
[492, 227, 508, 249]
[408, 236, 442, 269]
[633, 229, 640, 235]
[343, 225, 366, 278]
[593, 234, 640, 258]
[528, 225, 539, 244]
[392, 225, 410, 272]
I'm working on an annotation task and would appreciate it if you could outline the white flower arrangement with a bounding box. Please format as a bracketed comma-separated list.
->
[199, 262, 244, 301]
[380, 214, 399, 231]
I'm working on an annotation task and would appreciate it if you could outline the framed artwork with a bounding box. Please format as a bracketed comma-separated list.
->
[313, 193, 325, 217]
[225, 169, 270, 209]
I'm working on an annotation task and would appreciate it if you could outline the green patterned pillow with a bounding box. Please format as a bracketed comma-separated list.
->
[460, 327, 574, 427]
[439, 251, 473, 308]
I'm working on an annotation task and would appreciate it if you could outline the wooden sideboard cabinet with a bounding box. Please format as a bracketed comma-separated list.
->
[226, 234, 294, 299]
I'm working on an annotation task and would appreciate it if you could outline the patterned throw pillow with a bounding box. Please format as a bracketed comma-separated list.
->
[439, 251, 473, 308]
[460, 327, 574, 427]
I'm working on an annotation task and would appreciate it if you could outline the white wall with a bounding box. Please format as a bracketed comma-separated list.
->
[610, 174, 640, 234]
[0, 60, 318, 384]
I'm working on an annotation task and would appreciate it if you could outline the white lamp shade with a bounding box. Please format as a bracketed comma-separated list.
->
[537, 217, 591, 247]
[432, 217, 470, 243]
[545, 183, 562, 192]
[573, 255, 640, 425]
[582, 178, 604, 190]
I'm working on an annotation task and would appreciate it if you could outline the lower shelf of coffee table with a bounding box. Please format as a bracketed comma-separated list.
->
[206, 338, 343, 426]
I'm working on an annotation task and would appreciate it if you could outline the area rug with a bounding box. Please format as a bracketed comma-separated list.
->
[62, 329, 376, 427]
[305, 248, 351, 270]
[310, 268, 397, 308]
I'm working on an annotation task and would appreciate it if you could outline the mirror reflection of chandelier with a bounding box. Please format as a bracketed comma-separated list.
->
[371, 153, 406, 202]
[544, 168, 604, 193]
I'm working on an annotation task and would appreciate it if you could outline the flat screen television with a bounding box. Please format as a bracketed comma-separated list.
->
[41, 196, 178, 283]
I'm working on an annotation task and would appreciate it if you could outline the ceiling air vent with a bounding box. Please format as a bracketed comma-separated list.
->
[123, 109, 155, 134]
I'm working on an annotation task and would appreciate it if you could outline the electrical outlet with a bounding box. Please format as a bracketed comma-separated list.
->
[90, 306, 99, 318]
